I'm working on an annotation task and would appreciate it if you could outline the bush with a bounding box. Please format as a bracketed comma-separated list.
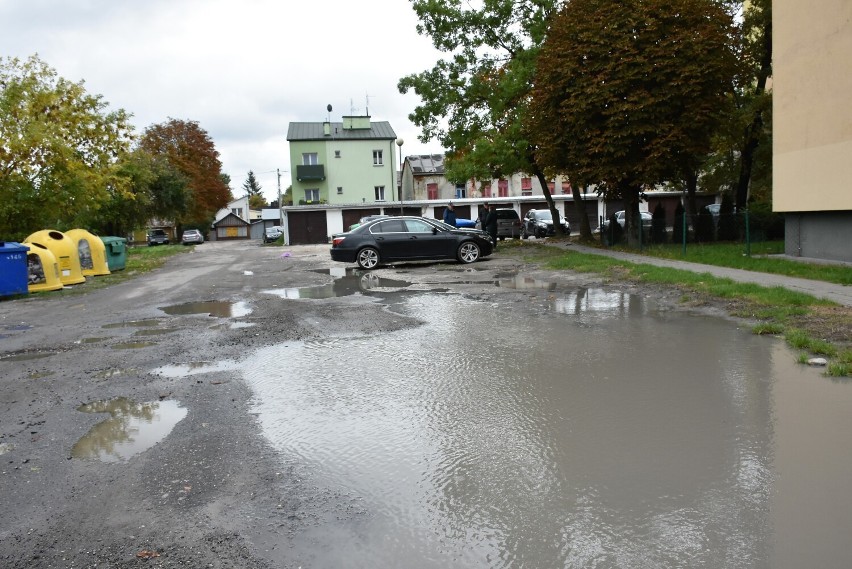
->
[672, 202, 686, 244]
[717, 192, 739, 241]
[651, 203, 667, 244]
[601, 212, 624, 245]
[748, 201, 785, 241]
[694, 209, 715, 243]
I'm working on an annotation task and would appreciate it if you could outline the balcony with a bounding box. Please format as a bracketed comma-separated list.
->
[296, 164, 325, 182]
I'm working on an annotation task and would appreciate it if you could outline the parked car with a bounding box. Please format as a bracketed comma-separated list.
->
[331, 216, 493, 269]
[598, 210, 652, 232]
[521, 209, 571, 239]
[181, 229, 204, 245]
[475, 208, 522, 240]
[349, 214, 390, 231]
[147, 228, 169, 246]
[264, 226, 284, 243]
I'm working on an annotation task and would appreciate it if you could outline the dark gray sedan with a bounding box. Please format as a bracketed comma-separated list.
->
[331, 216, 493, 269]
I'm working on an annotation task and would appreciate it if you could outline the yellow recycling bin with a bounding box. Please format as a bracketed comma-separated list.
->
[24, 242, 64, 292]
[65, 229, 110, 277]
[24, 230, 86, 285]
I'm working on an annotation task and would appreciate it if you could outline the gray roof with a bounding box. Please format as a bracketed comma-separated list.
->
[287, 121, 397, 141]
[408, 154, 445, 175]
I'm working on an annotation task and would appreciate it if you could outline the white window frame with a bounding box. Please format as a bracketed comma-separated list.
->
[373, 150, 383, 166]
[305, 188, 319, 202]
[302, 153, 318, 165]
[374, 186, 386, 201]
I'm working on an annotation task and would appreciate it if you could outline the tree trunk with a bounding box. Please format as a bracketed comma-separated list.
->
[572, 183, 594, 241]
[533, 168, 567, 237]
[685, 169, 699, 217]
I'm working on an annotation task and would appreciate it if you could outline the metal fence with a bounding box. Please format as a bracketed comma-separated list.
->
[599, 209, 785, 254]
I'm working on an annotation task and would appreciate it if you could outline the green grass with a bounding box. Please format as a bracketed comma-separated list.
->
[509, 241, 851, 377]
[615, 241, 852, 285]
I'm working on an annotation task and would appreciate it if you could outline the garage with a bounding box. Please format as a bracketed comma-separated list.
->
[287, 210, 329, 245]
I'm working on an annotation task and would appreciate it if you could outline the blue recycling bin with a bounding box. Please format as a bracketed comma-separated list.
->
[0, 242, 29, 298]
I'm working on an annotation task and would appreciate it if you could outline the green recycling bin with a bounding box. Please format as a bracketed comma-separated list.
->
[100, 236, 128, 271]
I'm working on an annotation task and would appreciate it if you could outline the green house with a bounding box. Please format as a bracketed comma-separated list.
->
[287, 115, 398, 206]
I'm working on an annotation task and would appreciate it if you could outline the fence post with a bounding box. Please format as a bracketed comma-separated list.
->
[745, 209, 751, 257]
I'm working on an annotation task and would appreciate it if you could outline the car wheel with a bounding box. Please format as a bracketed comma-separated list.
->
[457, 241, 480, 263]
[357, 247, 380, 270]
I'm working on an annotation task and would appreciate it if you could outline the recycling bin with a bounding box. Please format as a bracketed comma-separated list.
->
[65, 229, 110, 276]
[24, 242, 63, 292]
[100, 236, 128, 271]
[24, 230, 86, 285]
[0, 242, 29, 298]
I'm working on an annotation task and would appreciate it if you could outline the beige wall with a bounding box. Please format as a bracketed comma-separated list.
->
[773, 0, 852, 212]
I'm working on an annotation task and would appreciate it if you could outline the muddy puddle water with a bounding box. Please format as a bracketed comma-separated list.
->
[71, 398, 187, 462]
[242, 291, 852, 569]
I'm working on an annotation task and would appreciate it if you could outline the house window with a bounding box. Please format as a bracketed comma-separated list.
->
[337, 186, 343, 194]
[373, 150, 383, 166]
[547, 182, 556, 193]
[375, 186, 386, 201]
[482, 184, 492, 197]
[305, 189, 319, 202]
[231, 207, 243, 217]
[521, 177, 532, 196]
[498, 179, 509, 197]
[562, 180, 572, 195]
[302, 153, 318, 165]
[427, 183, 438, 200]
[455, 184, 466, 199]
[334, 150, 341, 158]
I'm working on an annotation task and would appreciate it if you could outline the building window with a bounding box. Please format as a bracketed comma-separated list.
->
[562, 180, 572, 195]
[302, 153, 318, 165]
[521, 177, 533, 196]
[305, 189, 319, 202]
[482, 184, 492, 197]
[231, 207, 243, 217]
[498, 179, 509, 197]
[547, 182, 555, 193]
[455, 184, 466, 199]
[337, 186, 343, 194]
[427, 183, 438, 200]
[375, 186, 386, 201]
[373, 150, 383, 166]
[334, 150, 341, 158]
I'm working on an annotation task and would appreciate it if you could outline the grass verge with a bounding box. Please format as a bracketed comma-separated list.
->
[505, 240, 851, 377]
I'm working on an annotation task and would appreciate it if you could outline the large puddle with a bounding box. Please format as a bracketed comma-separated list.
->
[71, 398, 187, 462]
[233, 288, 852, 569]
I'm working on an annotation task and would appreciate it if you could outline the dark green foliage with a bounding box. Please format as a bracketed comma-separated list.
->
[601, 213, 624, 246]
[748, 201, 785, 241]
[717, 192, 739, 241]
[672, 202, 686, 244]
[651, 203, 668, 244]
[694, 209, 715, 243]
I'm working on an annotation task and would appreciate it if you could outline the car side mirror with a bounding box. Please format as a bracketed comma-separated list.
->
[433, 227, 438, 235]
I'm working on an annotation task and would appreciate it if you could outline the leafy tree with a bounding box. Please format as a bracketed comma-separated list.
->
[399, 0, 590, 239]
[694, 208, 715, 243]
[529, 0, 738, 247]
[138, 118, 231, 228]
[0, 55, 133, 239]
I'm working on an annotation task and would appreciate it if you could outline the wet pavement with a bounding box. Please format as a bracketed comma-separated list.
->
[1, 240, 851, 568]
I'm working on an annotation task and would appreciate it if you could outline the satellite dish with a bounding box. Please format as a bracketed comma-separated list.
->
[327, 104, 332, 112]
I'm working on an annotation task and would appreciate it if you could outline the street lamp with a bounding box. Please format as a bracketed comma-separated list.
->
[396, 138, 404, 215]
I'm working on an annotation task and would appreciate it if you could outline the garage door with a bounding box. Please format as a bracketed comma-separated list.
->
[288, 211, 329, 245]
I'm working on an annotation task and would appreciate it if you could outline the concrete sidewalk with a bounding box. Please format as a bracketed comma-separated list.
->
[552, 243, 852, 307]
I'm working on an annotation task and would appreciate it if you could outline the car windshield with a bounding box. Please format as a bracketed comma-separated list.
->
[534, 211, 553, 221]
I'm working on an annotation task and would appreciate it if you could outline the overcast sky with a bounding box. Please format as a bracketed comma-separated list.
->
[0, 0, 447, 203]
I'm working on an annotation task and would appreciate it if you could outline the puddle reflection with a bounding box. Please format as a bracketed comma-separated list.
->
[71, 398, 187, 462]
[265, 270, 410, 299]
[160, 300, 251, 318]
